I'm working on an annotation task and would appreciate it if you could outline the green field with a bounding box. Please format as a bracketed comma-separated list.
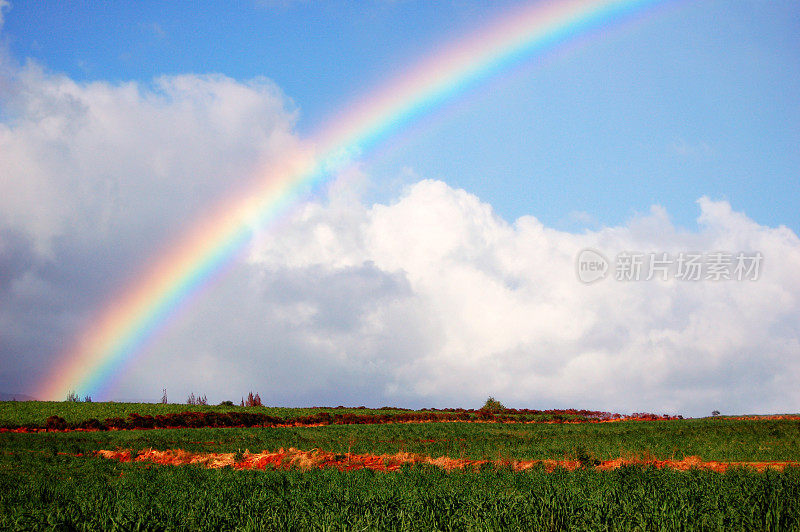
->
[0, 401, 409, 427]
[2, 402, 800, 530]
[0, 401, 601, 428]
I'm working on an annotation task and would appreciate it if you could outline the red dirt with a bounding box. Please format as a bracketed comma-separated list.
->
[94, 448, 800, 474]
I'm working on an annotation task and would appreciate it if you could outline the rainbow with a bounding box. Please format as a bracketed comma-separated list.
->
[39, 0, 668, 400]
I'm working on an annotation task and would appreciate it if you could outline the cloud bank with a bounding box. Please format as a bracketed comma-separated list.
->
[1, 49, 799, 417]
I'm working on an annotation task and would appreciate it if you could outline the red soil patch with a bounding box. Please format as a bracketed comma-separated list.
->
[94, 448, 800, 474]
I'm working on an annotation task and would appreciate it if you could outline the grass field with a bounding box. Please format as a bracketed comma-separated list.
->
[2, 401, 799, 530]
[0, 401, 410, 427]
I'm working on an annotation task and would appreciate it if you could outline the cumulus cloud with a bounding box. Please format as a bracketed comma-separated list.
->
[0, 64, 298, 253]
[201, 179, 799, 416]
[110, 177, 800, 416]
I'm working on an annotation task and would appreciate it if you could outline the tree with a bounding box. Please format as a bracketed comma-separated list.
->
[480, 396, 506, 413]
[244, 392, 262, 407]
[186, 393, 208, 406]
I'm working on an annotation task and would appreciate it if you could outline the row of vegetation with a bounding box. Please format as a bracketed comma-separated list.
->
[6, 407, 634, 432]
[2, 402, 799, 528]
[4, 416, 799, 463]
[0, 397, 682, 428]
[2, 431, 799, 530]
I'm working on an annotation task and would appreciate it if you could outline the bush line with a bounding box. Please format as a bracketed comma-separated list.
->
[0, 408, 681, 432]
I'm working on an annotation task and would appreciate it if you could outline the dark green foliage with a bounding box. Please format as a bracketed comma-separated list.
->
[575, 446, 601, 468]
[44, 415, 68, 431]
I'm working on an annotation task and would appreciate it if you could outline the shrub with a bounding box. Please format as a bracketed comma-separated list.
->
[480, 396, 506, 413]
[220, 400, 235, 407]
[45, 415, 69, 430]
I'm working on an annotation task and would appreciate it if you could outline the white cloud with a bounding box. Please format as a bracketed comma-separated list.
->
[233, 180, 800, 415]
[0, 63, 299, 254]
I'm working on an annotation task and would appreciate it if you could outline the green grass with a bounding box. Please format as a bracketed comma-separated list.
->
[1, 450, 798, 530]
[0, 401, 412, 427]
[0, 401, 601, 428]
[2, 404, 800, 529]
[2, 417, 800, 462]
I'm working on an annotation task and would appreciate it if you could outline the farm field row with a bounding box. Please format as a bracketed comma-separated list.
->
[2, 444, 799, 530]
[0, 401, 411, 427]
[96, 446, 800, 473]
[3, 417, 799, 462]
[0, 400, 617, 427]
[2, 403, 799, 529]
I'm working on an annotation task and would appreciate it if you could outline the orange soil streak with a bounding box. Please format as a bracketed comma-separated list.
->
[94, 448, 800, 474]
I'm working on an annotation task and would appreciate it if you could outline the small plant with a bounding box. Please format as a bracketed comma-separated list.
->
[575, 446, 600, 468]
[480, 396, 506, 413]
[66, 390, 80, 402]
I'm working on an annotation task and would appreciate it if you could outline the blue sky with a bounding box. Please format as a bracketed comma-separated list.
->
[4, 0, 798, 232]
[2, 1, 800, 413]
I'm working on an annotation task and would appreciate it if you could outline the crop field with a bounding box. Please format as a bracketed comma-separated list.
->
[2, 402, 800, 530]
